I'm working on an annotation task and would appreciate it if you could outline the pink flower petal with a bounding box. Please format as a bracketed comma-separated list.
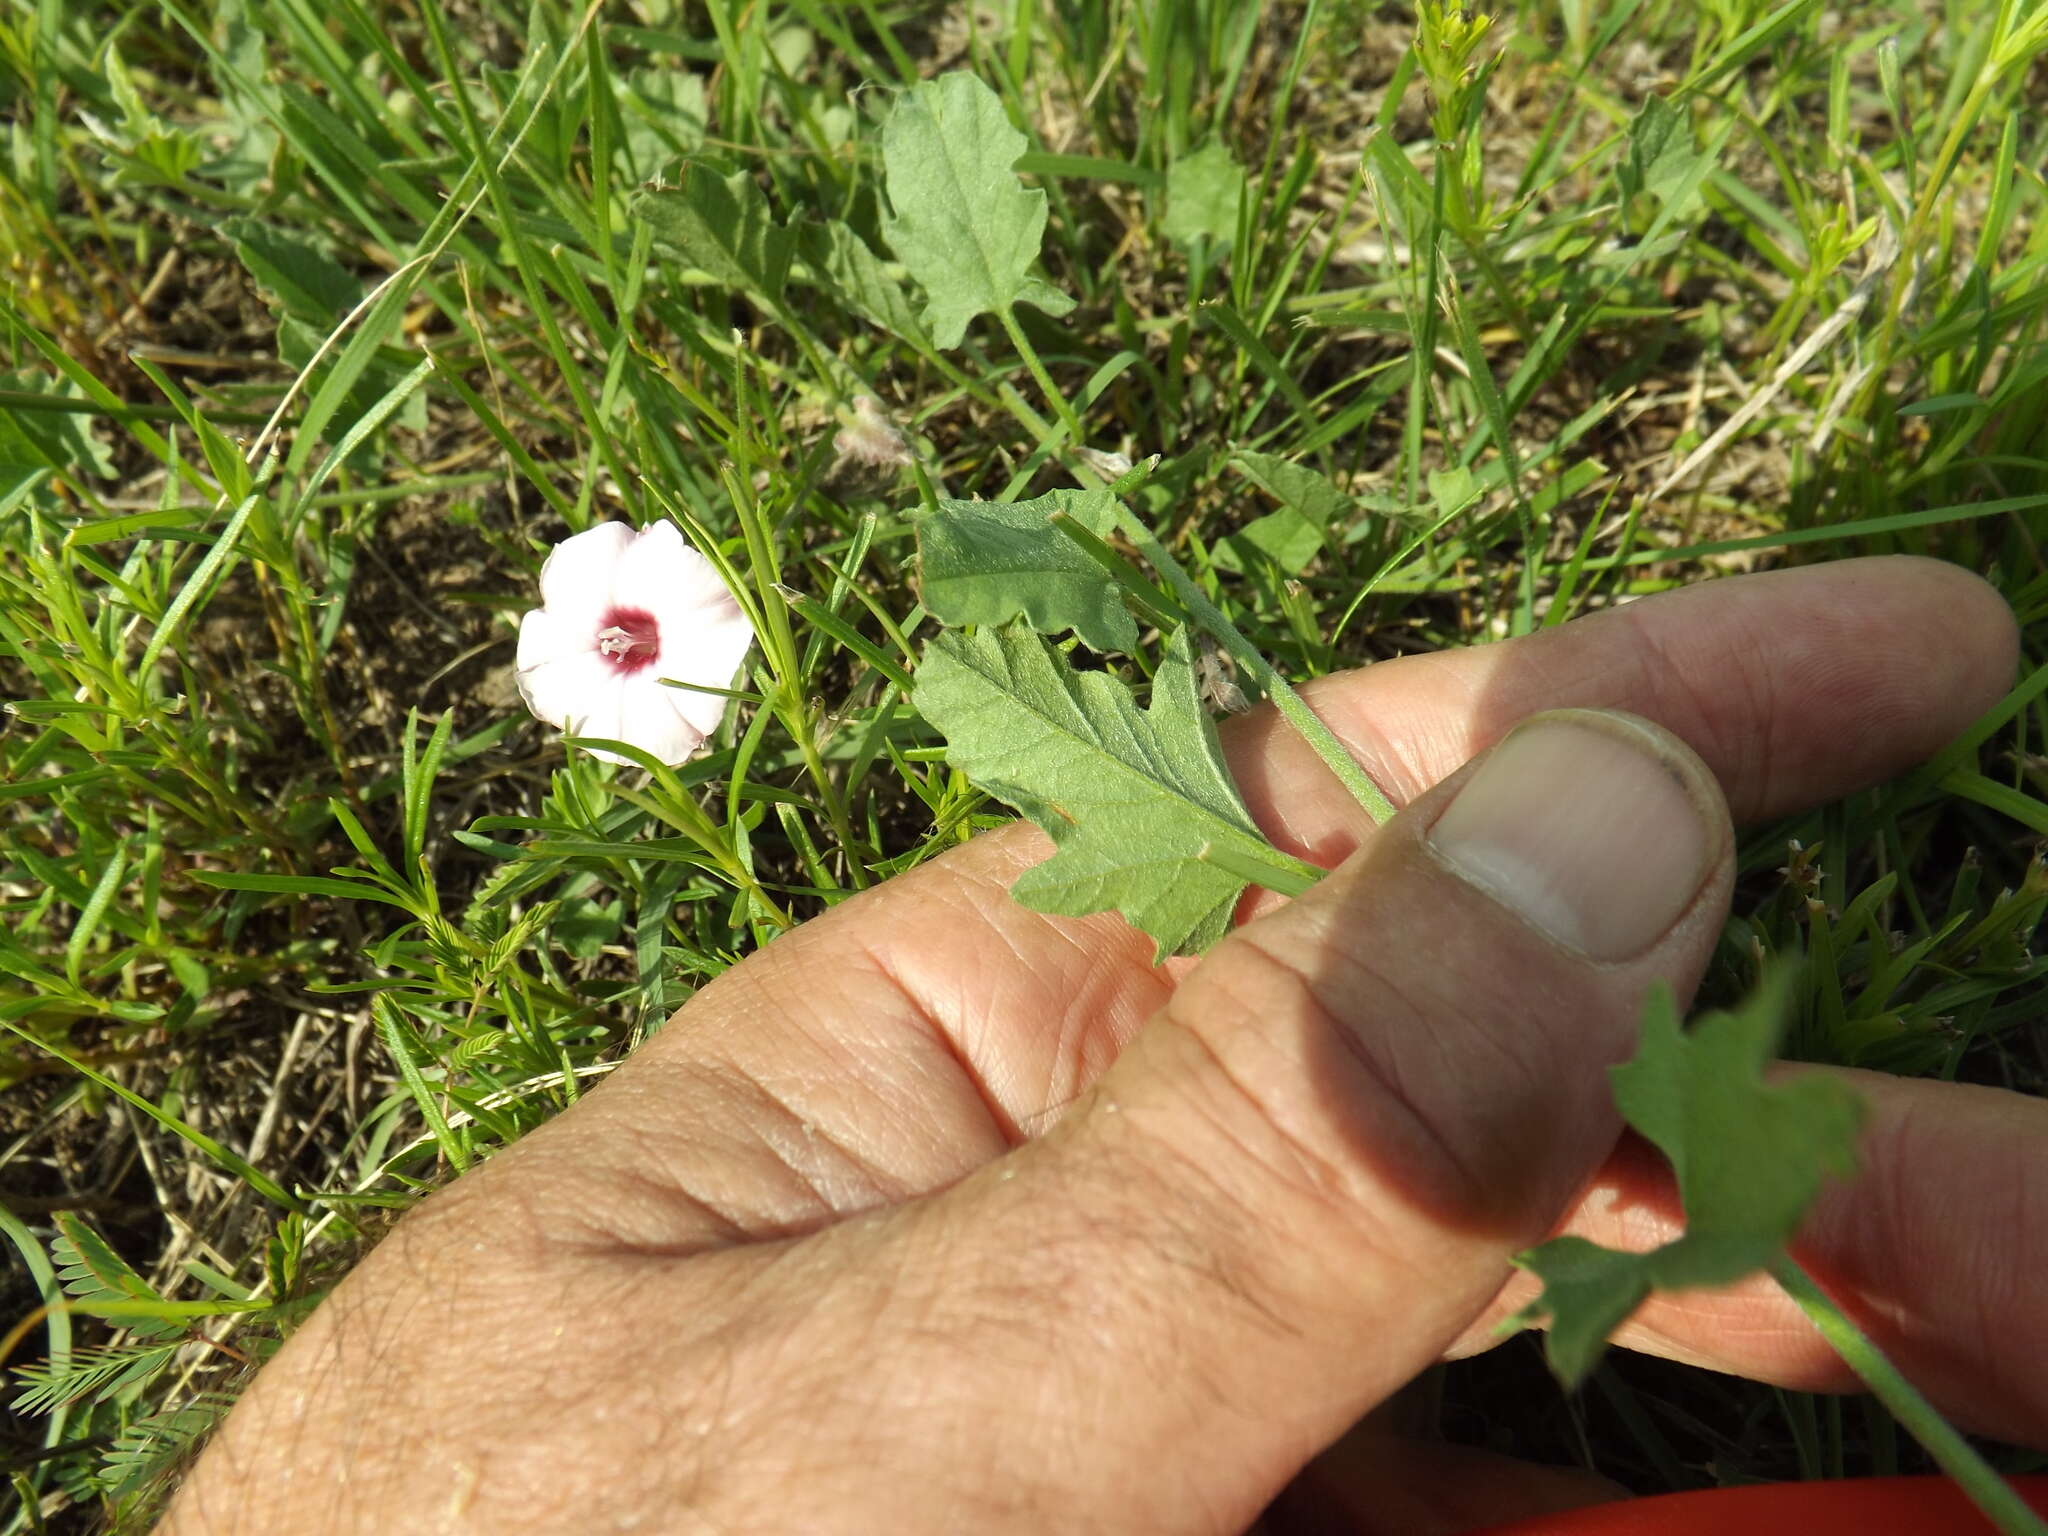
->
[515, 648, 619, 734]
[538, 521, 636, 631]
[514, 608, 597, 675]
[613, 672, 714, 765]
[609, 521, 730, 619]
[654, 604, 756, 739]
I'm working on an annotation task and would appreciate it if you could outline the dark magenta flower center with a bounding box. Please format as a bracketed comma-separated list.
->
[593, 606, 660, 674]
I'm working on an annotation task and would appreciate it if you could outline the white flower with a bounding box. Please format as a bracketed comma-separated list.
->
[514, 521, 755, 766]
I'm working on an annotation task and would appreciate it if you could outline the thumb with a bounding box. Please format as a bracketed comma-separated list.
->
[942, 709, 1733, 1528]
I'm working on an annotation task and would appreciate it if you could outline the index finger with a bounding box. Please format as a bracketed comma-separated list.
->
[1231, 554, 2016, 869]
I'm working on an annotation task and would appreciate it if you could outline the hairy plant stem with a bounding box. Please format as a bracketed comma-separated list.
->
[724, 451, 874, 895]
[624, 776, 796, 931]
[998, 305, 1083, 445]
[1771, 1258, 2048, 1536]
[1107, 503, 1397, 826]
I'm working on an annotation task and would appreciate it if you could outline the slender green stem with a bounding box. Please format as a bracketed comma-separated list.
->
[1195, 841, 1323, 898]
[1106, 504, 1398, 825]
[998, 304, 1084, 445]
[770, 297, 863, 406]
[783, 688, 873, 891]
[1404, 144, 1452, 524]
[722, 459, 873, 894]
[1852, 63, 2001, 427]
[624, 778, 796, 930]
[1771, 1258, 2048, 1536]
[0, 388, 270, 425]
[304, 470, 503, 507]
[1047, 511, 1186, 635]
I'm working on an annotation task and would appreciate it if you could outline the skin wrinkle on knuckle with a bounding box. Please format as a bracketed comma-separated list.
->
[851, 867, 1151, 1137]
[680, 1081, 882, 1238]
[1335, 952, 1538, 1152]
[1026, 922, 1155, 1115]
[514, 1103, 768, 1255]
[589, 1032, 916, 1254]
[847, 913, 1067, 1139]
[750, 932, 936, 1092]
[1673, 605, 1784, 807]
[566, 1161, 758, 1256]
[717, 1045, 911, 1203]
[1608, 585, 1846, 811]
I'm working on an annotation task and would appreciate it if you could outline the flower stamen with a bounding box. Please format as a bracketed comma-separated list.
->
[594, 607, 660, 673]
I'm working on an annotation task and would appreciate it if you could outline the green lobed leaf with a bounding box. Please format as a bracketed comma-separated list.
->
[637, 162, 795, 301]
[915, 488, 1137, 653]
[914, 623, 1307, 960]
[224, 217, 362, 325]
[618, 68, 707, 175]
[556, 894, 625, 961]
[879, 71, 1075, 348]
[1217, 451, 1350, 574]
[1163, 140, 1248, 245]
[1513, 973, 1866, 1386]
[1619, 95, 1713, 217]
[1611, 974, 1865, 1284]
[1428, 465, 1483, 518]
[798, 219, 929, 342]
[1505, 1235, 1650, 1388]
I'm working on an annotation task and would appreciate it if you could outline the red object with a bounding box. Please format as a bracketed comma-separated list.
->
[1463, 1475, 2048, 1534]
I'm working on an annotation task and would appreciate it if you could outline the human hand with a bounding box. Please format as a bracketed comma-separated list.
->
[164, 557, 2033, 1535]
